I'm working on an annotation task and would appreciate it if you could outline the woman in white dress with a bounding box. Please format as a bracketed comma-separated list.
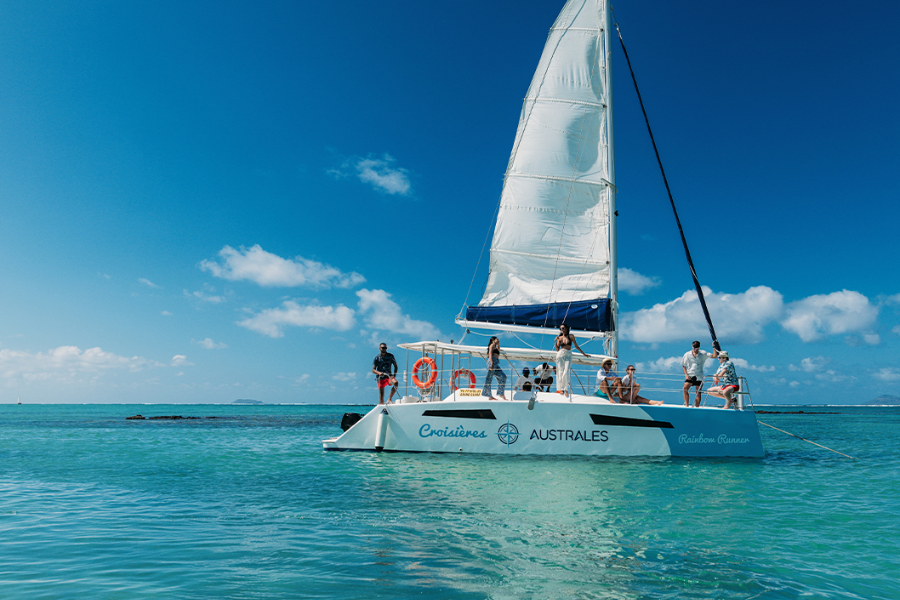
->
[554, 323, 589, 396]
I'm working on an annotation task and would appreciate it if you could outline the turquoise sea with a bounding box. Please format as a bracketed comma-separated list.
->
[1, 404, 897, 599]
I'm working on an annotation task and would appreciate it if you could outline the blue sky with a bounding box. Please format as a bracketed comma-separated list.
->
[1, 0, 898, 404]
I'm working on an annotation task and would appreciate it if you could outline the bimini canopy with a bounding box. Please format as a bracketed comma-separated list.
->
[463, 0, 615, 334]
[398, 341, 614, 367]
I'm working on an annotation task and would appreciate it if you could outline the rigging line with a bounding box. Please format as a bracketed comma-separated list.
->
[611, 10, 721, 352]
[757, 420, 856, 459]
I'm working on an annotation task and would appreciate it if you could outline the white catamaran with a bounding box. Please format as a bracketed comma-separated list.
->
[323, 0, 764, 458]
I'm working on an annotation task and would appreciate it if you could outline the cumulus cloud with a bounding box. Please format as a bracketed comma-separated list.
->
[329, 154, 412, 195]
[200, 245, 364, 289]
[356, 289, 442, 340]
[332, 372, 356, 382]
[194, 338, 227, 350]
[356, 155, 411, 195]
[618, 268, 660, 295]
[873, 368, 900, 382]
[161, 311, 173, 316]
[731, 358, 776, 373]
[620, 286, 783, 344]
[238, 301, 355, 338]
[781, 290, 878, 342]
[138, 278, 160, 289]
[789, 356, 829, 372]
[815, 370, 853, 383]
[185, 289, 225, 304]
[634, 356, 683, 374]
[0, 346, 163, 381]
[171, 355, 193, 367]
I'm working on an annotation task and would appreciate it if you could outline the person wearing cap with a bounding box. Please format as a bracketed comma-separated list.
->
[595, 359, 623, 402]
[514, 367, 534, 392]
[372, 343, 399, 405]
[707, 351, 740, 409]
[682, 340, 718, 407]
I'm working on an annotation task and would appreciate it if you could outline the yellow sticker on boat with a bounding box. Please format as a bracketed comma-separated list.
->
[458, 389, 481, 397]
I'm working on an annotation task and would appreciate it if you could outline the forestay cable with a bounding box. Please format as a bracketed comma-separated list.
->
[612, 10, 720, 351]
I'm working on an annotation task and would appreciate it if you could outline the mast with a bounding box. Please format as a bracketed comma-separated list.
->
[605, 0, 618, 357]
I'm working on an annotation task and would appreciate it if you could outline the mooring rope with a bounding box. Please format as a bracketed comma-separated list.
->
[757, 420, 856, 459]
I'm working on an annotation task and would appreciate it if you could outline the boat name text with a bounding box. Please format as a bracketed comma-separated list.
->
[419, 424, 487, 439]
[530, 429, 609, 442]
[679, 433, 750, 444]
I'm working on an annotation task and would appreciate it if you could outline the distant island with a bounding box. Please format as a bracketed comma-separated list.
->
[232, 399, 265, 405]
[864, 395, 900, 405]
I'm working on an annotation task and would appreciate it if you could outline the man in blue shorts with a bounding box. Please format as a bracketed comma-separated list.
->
[372, 343, 399, 405]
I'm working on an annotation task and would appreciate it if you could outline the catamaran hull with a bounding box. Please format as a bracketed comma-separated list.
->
[323, 393, 764, 458]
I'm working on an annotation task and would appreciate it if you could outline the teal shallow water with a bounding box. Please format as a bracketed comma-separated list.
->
[1, 404, 898, 599]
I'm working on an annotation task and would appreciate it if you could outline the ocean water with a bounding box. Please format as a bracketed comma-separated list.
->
[0, 404, 897, 599]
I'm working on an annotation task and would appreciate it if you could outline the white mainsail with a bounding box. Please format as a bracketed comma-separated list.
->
[462, 0, 616, 335]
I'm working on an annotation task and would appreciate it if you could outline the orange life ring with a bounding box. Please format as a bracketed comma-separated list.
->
[412, 357, 438, 389]
[450, 369, 477, 391]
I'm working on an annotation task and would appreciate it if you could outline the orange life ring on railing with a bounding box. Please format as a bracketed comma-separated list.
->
[412, 357, 438, 389]
[450, 369, 477, 391]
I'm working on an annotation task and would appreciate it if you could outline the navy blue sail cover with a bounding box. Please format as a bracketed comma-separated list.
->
[465, 299, 614, 332]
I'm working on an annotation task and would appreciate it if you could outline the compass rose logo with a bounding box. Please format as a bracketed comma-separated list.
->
[497, 421, 519, 445]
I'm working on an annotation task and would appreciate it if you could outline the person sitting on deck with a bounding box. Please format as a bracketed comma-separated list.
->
[533, 363, 555, 392]
[707, 351, 740, 409]
[594, 359, 623, 402]
[620, 365, 663, 405]
[514, 367, 534, 392]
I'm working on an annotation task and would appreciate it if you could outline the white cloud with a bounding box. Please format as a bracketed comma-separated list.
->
[620, 286, 783, 344]
[731, 358, 775, 373]
[893, 325, 900, 335]
[789, 356, 829, 372]
[634, 356, 683, 374]
[332, 372, 357, 382]
[171, 355, 193, 367]
[864, 333, 881, 345]
[356, 155, 411, 195]
[781, 290, 878, 342]
[161, 311, 173, 316]
[873, 368, 900, 382]
[139, 278, 160, 289]
[329, 154, 412, 195]
[356, 289, 442, 340]
[185, 289, 225, 304]
[789, 380, 800, 388]
[194, 338, 227, 350]
[238, 301, 355, 338]
[0, 346, 163, 381]
[618, 268, 660, 295]
[814, 369, 852, 383]
[200, 245, 364, 289]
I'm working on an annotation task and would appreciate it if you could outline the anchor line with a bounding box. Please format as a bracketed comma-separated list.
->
[757, 420, 856, 459]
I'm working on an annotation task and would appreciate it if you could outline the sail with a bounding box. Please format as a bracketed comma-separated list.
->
[465, 0, 615, 333]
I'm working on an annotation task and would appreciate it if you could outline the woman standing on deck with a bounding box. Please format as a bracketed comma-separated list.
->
[482, 336, 508, 401]
[554, 324, 589, 396]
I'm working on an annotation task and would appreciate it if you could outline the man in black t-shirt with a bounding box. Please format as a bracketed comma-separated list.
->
[372, 343, 399, 404]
